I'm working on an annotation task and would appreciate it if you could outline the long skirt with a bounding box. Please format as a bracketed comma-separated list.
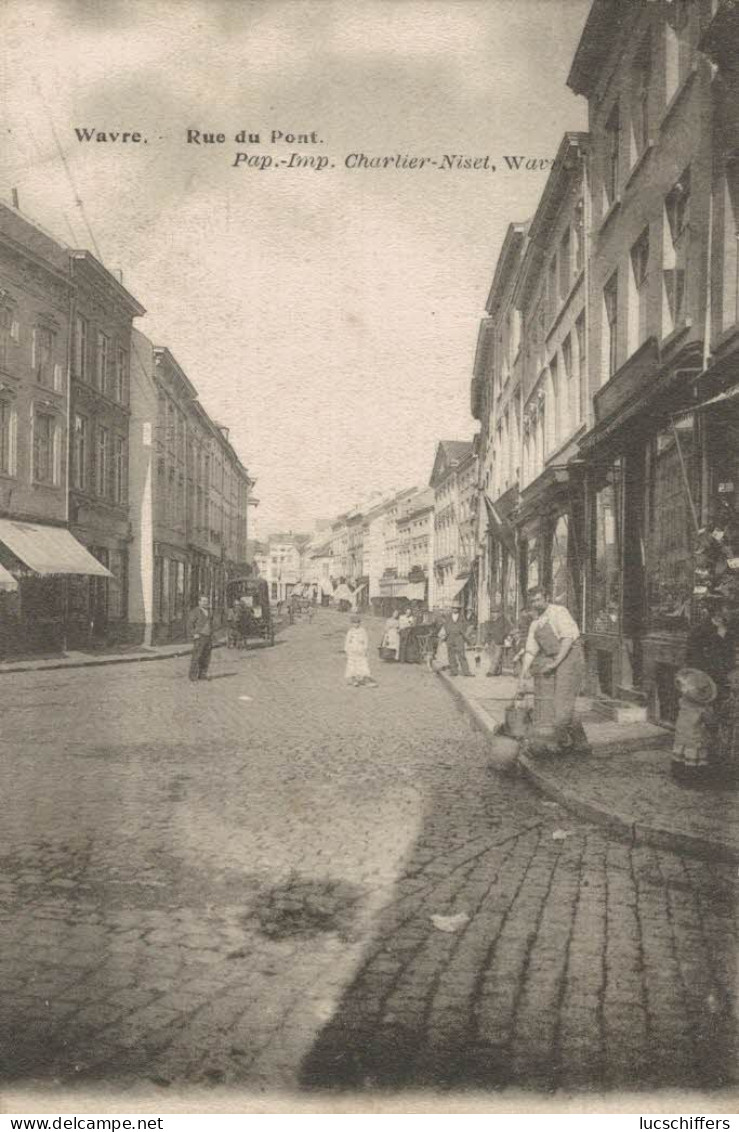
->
[345, 653, 371, 680]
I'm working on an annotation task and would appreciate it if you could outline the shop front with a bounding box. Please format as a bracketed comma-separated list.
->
[482, 486, 519, 633]
[514, 467, 584, 624]
[0, 519, 113, 657]
[153, 542, 191, 643]
[580, 338, 709, 724]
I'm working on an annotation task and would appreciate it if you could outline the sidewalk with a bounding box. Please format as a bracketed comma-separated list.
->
[0, 633, 229, 675]
[439, 665, 739, 864]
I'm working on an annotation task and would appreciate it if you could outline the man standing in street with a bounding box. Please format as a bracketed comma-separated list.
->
[518, 586, 589, 752]
[188, 594, 213, 682]
[442, 602, 475, 677]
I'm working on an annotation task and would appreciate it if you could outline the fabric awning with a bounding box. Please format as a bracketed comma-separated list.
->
[452, 575, 471, 599]
[0, 520, 112, 577]
[0, 562, 18, 592]
[692, 383, 739, 412]
[483, 493, 517, 556]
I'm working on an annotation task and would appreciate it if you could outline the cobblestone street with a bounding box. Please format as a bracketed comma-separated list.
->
[1, 611, 737, 1096]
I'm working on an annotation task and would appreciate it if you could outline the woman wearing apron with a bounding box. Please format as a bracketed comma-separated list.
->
[519, 587, 589, 753]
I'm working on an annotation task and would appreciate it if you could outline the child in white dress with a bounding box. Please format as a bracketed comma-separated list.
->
[344, 613, 377, 687]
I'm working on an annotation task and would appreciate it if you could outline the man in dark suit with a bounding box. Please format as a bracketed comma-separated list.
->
[443, 602, 474, 677]
[188, 595, 213, 681]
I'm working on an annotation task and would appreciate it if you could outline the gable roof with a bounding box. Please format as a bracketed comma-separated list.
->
[429, 440, 474, 487]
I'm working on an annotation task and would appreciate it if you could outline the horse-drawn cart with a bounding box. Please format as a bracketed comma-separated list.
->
[226, 576, 275, 647]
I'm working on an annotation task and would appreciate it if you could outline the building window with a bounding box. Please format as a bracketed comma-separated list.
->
[562, 334, 575, 434]
[0, 305, 19, 371]
[646, 416, 697, 631]
[96, 426, 109, 497]
[174, 560, 186, 620]
[75, 315, 88, 381]
[33, 324, 58, 388]
[722, 158, 739, 332]
[629, 227, 650, 354]
[550, 354, 560, 451]
[33, 411, 56, 484]
[72, 413, 88, 490]
[559, 228, 571, 298]
[108, 549, 127, 620]
[113, 435, 126, 503]
[0, 400, 16, 476]
[592, 461, 622, 635]
[575, 312, 586, 416]
[574, 199, 585, 275]
[663, 171, 690, 335]
[604, 272, 619, 379]
[604, 101, 620, 208]
[116, 347, 128, 403]
[631, 34, 651, 163]
[549, 514, 571, 610]
[96, 331, 108, 393]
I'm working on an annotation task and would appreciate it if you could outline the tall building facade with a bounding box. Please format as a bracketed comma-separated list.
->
[569, 0, 731, 722]
[0, 204, 118, 656]
[128, 332, 253, 644]
[67, 252, 145, 646]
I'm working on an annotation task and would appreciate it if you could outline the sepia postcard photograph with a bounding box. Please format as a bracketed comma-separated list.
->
[0, 0, 737, 1117]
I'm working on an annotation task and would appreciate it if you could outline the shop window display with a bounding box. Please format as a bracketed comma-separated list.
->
[593, 463, 622, 634]
[550, 514, 570, 608]
[524, 537, 539, 592]
[696, 401, 739, 609]
[646, 416, 698, 631]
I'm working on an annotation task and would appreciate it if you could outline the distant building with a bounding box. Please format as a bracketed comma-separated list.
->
[261, 532, 303, 603]
[430, 441, 477, 611]
[127, 331, 253, 644]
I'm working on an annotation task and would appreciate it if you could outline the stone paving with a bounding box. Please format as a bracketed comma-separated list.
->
[0, 611, 736, 1096]
[443, 668, 739, 860]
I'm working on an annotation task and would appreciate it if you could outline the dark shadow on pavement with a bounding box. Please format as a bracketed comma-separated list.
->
[297, 762, 739, 1094]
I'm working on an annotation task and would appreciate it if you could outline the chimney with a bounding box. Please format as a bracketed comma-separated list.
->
[11, 189, 19, 210]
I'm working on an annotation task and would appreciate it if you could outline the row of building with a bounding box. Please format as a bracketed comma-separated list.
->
[473, 0, 739, 727]
[308, 0, 739, 730]
[0, 202, 255, 656]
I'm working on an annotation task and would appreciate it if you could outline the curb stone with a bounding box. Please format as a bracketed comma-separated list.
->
[437, 669, 739, 865]
[0, 639, 227, 676]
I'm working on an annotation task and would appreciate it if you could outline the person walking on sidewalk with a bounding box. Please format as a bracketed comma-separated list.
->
[188, 595, 213, 682]
[442, 602, 475, 677]
[518, 586, 589, 752]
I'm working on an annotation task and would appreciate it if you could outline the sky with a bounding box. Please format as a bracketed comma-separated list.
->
[2, 0, 590, 536]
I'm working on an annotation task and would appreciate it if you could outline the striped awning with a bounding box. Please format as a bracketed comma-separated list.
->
[0, 520, 112, 577]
